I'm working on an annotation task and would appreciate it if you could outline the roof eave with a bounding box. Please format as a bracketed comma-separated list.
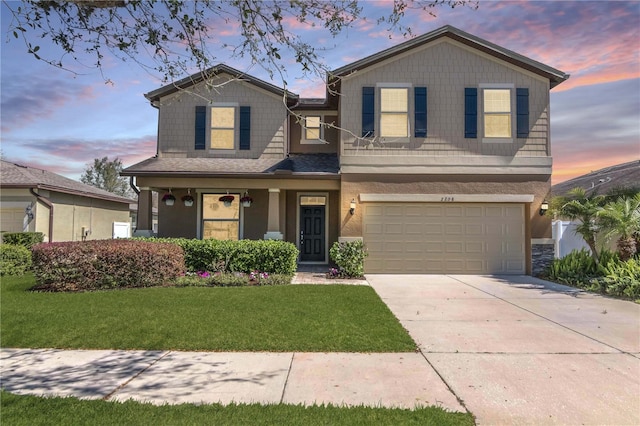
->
[144, 64, 299, 102]
[120, 171, 341, 179]
[0, 183, 133, 204]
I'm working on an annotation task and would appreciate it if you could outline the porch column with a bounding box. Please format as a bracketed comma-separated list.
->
[264, 188, 283, 240]
[133, 188, 154, 237]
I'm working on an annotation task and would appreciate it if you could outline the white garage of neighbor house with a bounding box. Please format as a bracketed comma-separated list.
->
[0, 160, 134, 242]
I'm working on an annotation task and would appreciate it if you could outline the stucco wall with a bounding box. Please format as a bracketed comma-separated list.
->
[340, 174, 551, 240]
[339, 38, 550, 159]
[156, 73, 288, 159]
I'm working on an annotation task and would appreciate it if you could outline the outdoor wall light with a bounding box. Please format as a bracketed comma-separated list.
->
[349, 199, 356, 215]
[539, 200, 549, 216]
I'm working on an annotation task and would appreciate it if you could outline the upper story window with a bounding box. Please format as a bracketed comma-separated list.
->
[195, 104, 251, 151]
[302, 115, 322, 144]
[380, 87, 409, 138]
[362, 85, 426, 140]
[210, 105, 237, 150]
[483, 89, 512, 138]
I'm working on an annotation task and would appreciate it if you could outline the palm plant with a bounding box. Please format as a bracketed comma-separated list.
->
[550, 188, 607, 263]
[597, 194, 640, 261]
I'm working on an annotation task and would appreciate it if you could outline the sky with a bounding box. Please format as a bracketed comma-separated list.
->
[1, 0, 639, 184]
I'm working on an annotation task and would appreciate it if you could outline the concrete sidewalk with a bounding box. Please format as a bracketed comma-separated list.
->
[0, 349, 463, 411]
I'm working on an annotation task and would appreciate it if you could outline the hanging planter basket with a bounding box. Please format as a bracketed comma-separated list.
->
[219, 195, 235, 206]
[240, 195, 253, 207]
[162, 193, 176, 206]
[182, 195, 194, 207]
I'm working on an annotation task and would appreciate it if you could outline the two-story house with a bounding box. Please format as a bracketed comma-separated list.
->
[122, 25, 569, 275]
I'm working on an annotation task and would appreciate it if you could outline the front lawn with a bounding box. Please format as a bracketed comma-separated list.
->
[0, 274, 416, 352]
[0, 391, 475, 426]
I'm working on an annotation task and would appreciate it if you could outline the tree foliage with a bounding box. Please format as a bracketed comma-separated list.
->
[3, 0, 476, 85]
[551, 187, 640, 262]
[80, 156, 132, 198]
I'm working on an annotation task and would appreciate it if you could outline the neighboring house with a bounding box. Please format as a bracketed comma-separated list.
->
[551, 160, 640, 198]
[0, 160, 133, 242]
[551, 161, 639, 258]
[122, 25, 569, 275]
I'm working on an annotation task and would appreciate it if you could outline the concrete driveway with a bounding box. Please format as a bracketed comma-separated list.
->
[368, 274, 640, 425]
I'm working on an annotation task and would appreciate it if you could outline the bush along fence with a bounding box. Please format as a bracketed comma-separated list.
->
[0, 232, 44, 249]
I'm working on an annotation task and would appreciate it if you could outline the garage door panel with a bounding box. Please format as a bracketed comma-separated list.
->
[363, 202, 525, 274]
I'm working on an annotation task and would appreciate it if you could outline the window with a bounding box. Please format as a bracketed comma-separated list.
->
[202, 194, 240, 240]
[483, 88, 512, 139]
[302, 115, 322, 143]
[210, 106, 236, 149]
[380, 88, 409, 138]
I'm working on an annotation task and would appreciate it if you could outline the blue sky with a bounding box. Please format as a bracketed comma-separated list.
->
[1, 0, 639, 183]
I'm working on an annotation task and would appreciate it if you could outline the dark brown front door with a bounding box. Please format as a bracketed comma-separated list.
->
[300, 205, 326, 262]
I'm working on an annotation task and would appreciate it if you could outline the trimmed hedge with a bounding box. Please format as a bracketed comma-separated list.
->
[0, 244, 32, 276]
[31, 240, 185, 291]
[135, 238, 298, 275]
[1, 232, 44, 249]
[329, 240, 368, 278]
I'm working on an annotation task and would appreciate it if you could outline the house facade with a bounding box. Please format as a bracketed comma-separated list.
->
[123, 26, 569, 275]
[1, 161, 133, 242]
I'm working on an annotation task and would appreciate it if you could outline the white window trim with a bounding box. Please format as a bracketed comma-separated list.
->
[376, 83, 412, 142]
[208, 102, 239, 152]
[300, 114, 326, 145]
[479, 84, 515, 144]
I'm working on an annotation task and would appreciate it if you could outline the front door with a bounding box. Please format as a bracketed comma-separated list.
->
[299, 200, 326, 262]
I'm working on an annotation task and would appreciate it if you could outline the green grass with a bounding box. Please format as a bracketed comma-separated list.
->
[0, 274, 416, 352]
[0, 391, 475, 426]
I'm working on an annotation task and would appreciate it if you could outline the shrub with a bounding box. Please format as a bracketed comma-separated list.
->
[174, 271, 292, 287]
[1, 232, 44, 249]
[329, 240, 368, 278]
[545, 248, 639, 300]
[31, 240, 185, 291]
[134, 238, 298, 275]
[0, 244, 32, 276]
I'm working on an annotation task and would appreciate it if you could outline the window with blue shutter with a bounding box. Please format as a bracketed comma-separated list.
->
[516, 88, 529, 138]
[362, 86, 375, 137]
[414, 87, 427, 137]
[465, 88, 477, 138]
[239, 106, 251, 150]
[194, 106, 206, 150]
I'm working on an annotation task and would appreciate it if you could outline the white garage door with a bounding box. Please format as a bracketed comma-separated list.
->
[363, 203, 525, 274]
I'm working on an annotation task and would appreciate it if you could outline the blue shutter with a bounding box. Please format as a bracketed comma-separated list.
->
[516, 88, 529, 138]
[464, 88, 477, 138]
[362, 86, 375, 137]
[414, 87, 427, 137]
[239, 106, 251, 150]
[194, 106, 206, 150]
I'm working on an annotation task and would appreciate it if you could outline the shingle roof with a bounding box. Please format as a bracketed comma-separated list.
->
[145, 64, 299, 103]
[0, 160, 134, 204]
[551, 160, 640, 197]
[331, 25, 570, 88]
[121, 154, 340, 177]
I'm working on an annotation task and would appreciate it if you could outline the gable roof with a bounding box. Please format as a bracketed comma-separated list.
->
[0, 160, 134, 204]
[145, 64, 299, 103]
[331, 25, 570, 88]
[551, 160, 640, 197]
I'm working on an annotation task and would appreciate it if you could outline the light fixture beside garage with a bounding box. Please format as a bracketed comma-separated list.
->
[539, 200, 549, 216]
[349, 199, 356, 215]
